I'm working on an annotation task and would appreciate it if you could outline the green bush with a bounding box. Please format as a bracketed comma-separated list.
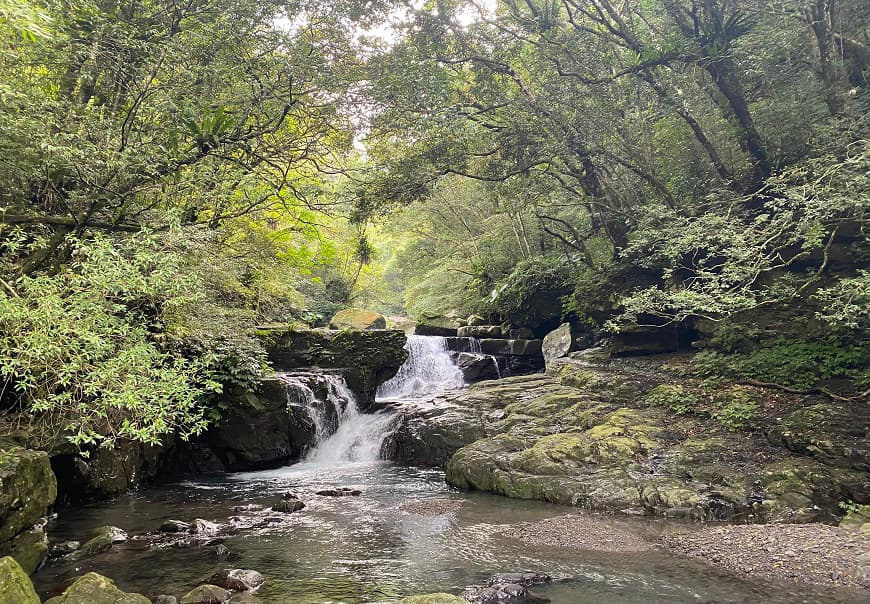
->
[645, 384, 703, 416]
[713, 388, 761, 432]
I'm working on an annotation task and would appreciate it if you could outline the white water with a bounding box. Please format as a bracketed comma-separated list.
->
[278, 372, 396, 464]
[376, 335, 466, 399]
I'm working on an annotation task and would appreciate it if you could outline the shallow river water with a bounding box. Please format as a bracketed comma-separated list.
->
[33, 460, 862, 604]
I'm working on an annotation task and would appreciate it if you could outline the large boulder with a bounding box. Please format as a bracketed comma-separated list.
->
[457, 325, 505, 338]
[542, 323, 583, 365]
[329, 308, 386, 330]
[0, 556, 39, 604]
[44, 572, 150, 604]
[0, 449, 56, 544]
[414, 313, 463, 337]
[179, 584, 231, 603]
[0, 526, 48, 574]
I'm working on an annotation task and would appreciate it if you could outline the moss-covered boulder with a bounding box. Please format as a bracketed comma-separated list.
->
[329, 308, 387, 330]
[0, 556, 40, 604]
[399, 594, 466, 604]
[179, 584, 231, 603]
[0, 449, 57, 544]
[44, 572, 150, 603]
[0, 526, 48, 574]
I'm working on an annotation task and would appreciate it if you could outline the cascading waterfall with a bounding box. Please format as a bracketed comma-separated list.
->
[278, 372, 395, 464]
[376, 335, 466, 399]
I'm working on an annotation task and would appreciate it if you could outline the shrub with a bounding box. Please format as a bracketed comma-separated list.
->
[645, 384, 703, 416]
[713, 387, 761, 432]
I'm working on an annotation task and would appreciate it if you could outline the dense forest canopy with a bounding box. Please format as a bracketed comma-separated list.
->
[0, 0, 867, 446]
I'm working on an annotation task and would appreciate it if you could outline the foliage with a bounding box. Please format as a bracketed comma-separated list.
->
[0, 233, 218, 446]
[713, 388, 761, 432]
[645, 384, 703, 416]
[694, 337, 870, 390]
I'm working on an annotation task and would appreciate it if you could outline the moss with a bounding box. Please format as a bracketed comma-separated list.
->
[0, 556, 39, 604]
[645, 384, 703, 415]
[0, 449, 57, 544]
[44, 572, 150, 604]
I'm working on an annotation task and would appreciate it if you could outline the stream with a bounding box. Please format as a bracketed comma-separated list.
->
[31, 337, 861, 603]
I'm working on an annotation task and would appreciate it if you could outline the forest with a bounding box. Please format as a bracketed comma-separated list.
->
[0, 1, 868, 603]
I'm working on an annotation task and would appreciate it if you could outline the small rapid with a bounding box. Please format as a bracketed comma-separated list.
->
[376, 335, 466, 399]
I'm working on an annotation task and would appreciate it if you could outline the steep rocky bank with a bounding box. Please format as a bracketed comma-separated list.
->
[388, 351, 868, 523]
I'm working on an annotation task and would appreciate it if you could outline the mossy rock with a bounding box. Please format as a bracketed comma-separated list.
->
[767, 403, 869, 471]
[329, 308, 386, 330]
[400, 594, 466, 604]
[44, 572, 150, 603]
[0, 449, 57, 544]
[179, 584, 232, 603]
[0, 527, 48, 574]
[0, 556, 39, 604]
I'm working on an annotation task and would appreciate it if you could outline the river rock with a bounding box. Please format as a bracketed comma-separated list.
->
[487, 572, 551, 587]
[77, 526, 127, 557]
[44, 572, 150, 603]
[159, 520, 191, 533]
[50, 540, 80, 558]
[478, 338, 543, 357]
[542, 323, 581, 365]
[190, 519, 219, 535]
[329, 308, 387, 330]
[456, 353, 500, 382]
[316, 487, 361, 497]
[153, 596, 178, 604]
[272, 499, 305, 513]
[214, 544, 231, 559]
[508, 328, 535, 339]
[179, 584, 231, 603]
[210, 569, 265, 591]
[467, 315, 486, 326]
[0, 556, 40, 604]
[463, 583, 529, 603]
[414, 313, 463, 337]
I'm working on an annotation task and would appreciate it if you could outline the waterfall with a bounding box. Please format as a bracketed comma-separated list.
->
[376, 335, 466, 399]
[278, 373, 395, 464]
[469, 337, 502, 379]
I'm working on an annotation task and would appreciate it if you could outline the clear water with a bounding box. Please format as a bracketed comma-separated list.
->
[377, 336, 465, 399]
[33, 462, 862, 604]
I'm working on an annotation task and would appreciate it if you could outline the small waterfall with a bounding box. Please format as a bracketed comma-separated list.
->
[278, 373, 395, 464]
[376, 335, 466, 399]
[469, 337, 502, 379]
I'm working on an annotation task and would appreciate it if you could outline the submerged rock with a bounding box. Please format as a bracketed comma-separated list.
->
[190, 519, 218, 535]
[159, 520, 191, 533]
[0, 556, 40, 604]
[210, 568, 265, 591]
[49, 540, 80, 558]
[44, 572, 150, 603]
[214, 544, 231, 559]
[179, 584, 231, 603]
[271, 499, 305, 513]
[77, 526, 127, 558]
[315, 487, 361, 497]
[399, 594, 466, 604]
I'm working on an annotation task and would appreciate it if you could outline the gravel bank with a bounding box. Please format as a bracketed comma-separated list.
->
[660, 524, 870, 589]
[400, 498, 465, 515]
[500, 513, 652, 553]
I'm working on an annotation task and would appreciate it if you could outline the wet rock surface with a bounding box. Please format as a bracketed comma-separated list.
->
[209, 568, 265, 591]
[179, 584, 231, 603]
[0, 556, 40, 604]
[315, 487, 361, 497]
[44, 571, 150, 603]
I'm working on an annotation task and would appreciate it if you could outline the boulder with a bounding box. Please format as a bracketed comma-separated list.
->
[463, 583, 528, 603]
[456, 353, 501, 382]
[190, 519, 218, 535]
[467, 315, 486, 326]
[271, 499, 305, 513]
[179, 584, 231, 604]
[0, 526, 48, 574]
[44, 572, 150, 604]
[487, 572, 550, 587]
[76, 526, 127, 558]
[542, 323, 582, 365]
[0, 556, 40, 604]
[49, 540, 80, 558]
[329, 308, 386, 331]
[0, 449, 57, 547]
[508, 328, 535, 340]
[153, 597, 178, 604]
[209, 568, 265, 591]
[414, 313, 463, 337]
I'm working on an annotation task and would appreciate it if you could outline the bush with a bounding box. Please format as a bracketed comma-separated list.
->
[645, 384, 703, 416]
[713, 387, 761, 432]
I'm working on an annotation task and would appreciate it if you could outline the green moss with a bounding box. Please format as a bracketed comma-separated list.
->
[645, 384, 703, 415]
[44, 572, 149, 604]
[713, 387, 760, 431]
[0, 556, 39, 604]
[400, 593, 467, 603]
[0, 449, 57, 544]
